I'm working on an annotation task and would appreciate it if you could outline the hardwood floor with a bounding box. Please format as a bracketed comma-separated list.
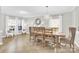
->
[0, 34, 79, 53]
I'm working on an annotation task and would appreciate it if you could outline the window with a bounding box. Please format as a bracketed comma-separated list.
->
[49, 15, 62, 32]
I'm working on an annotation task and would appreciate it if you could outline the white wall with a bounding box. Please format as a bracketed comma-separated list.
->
[62, 8, 79, 47]
[73, 7, 79, 46]
[62, 12, 73, 35]
[62, 7, 79, 34]
[0, 7, 5, 44]
[4, 15, 49, 35]
[0, 9, 75, 36]
[4, 15, 62, 35]
[23, 16, 49, 33]
[0, 7, 5, 37]
[73, 7, 79, 30]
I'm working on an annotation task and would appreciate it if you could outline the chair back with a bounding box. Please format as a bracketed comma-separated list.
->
[52, 27, 59, 34]
[36, 27, 45, 35]
[45, 28, 53, 37]
[29, 27, 31, 35]
[69, 27, 76, 44]
[45, 28, 52, 33]
[29, 27, 35, 36]
[37, 27, 45, 32]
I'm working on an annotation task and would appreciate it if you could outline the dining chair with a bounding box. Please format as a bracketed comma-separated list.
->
[35, 27, 45, 46]
[29, 27, 35, 41]
[52, 27, 59, 34]
[44, 28, 55, 48]
[60, 27, 76, 52]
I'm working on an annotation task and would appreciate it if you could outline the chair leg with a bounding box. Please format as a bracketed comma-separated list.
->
[29, 36, 31, 41]
[70, 43, 72, 48]
[70, 43, 75, 53]
[33, 35, 36, 45]
[72, 44, 75, 53]
[42, 40, 45, 48]
[42, 36, 45, 48]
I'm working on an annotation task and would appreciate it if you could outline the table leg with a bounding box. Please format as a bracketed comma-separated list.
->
[55, 35, 61, 53]
[55, 36, 58, 47]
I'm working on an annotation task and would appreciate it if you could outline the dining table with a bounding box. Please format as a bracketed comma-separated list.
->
[33, 31, 65, 47]
[53, 32, 65, 48]
[30, 27, 66, 52]
[43, 32, 65, 47]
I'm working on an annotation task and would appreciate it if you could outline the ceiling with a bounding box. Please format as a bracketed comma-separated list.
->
[1, 6, 75, 17]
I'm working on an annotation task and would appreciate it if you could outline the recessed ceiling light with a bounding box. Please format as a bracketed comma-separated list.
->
[19, 11, 29, 14]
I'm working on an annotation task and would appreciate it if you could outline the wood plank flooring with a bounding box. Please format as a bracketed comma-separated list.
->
[0, 34, 79, 53]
